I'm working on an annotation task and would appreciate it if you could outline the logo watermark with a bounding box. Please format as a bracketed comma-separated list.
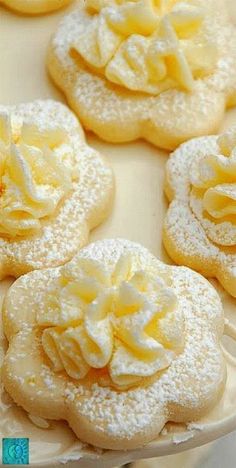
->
[2, 438, 29, 465]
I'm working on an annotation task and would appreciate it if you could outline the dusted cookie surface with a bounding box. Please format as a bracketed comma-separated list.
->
[0, 100, 113, 278]
[164, 128, 236, 297]
[48, 0, 236, 150]
[1, 0, 73, 15]
[3, 239, 225, 450]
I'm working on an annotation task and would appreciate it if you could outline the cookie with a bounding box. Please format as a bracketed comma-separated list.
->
[2, 239, 225, 450]
[0, 100, 114, 278]
[48, 0, 236, 150]
[164, 127, 236, 297]
[1, 0, 73, 15]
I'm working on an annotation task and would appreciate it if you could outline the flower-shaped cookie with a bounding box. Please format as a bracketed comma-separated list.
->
[164, 128, 236, 297]
[0, 100, 113, 278]
[3, 239, 225, 450]
[1, 0, 73, 14]
[48, 0, 236, 150]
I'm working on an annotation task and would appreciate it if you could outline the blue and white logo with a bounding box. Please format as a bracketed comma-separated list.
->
[2, 438, 29, 465]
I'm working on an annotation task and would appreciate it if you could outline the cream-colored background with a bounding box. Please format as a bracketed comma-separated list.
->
[0, 1, 236, 467]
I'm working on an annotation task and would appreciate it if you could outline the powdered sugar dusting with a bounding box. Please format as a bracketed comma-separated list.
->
[4, 239, 225, 444]
[48, 0, 236, 148]
[65, 240, 225, 438]
[0, 100, 113, 276]
[164, 135, 236, 296]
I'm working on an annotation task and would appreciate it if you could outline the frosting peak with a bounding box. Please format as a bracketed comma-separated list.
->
[38, 254, 182, 388]
[73, 0, 217, 95]
[0, 113, 77, 237]
[190, 129, 236, 246]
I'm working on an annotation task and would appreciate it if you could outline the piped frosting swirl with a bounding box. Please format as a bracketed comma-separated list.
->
[73, 0, 217, 95]
[37, 253, 183, 388]
[0, 113, 77, 237]
[190, 129, 236, 246]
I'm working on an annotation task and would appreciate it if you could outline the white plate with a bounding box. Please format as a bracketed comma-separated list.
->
[0, 1, 236, 466]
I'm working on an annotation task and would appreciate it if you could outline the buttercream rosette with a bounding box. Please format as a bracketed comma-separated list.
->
[2, 239, 225, 450]
[0, 100, 113, 277]
[48, 0, 236, 149]
[164, 127, 236, 297]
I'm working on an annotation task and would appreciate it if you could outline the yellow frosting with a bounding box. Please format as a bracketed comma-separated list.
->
[73, 0, 217, 95]
[190, 129, 236, 245]
[38, 254, 182, 388]
[0, 113, 76, 237]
